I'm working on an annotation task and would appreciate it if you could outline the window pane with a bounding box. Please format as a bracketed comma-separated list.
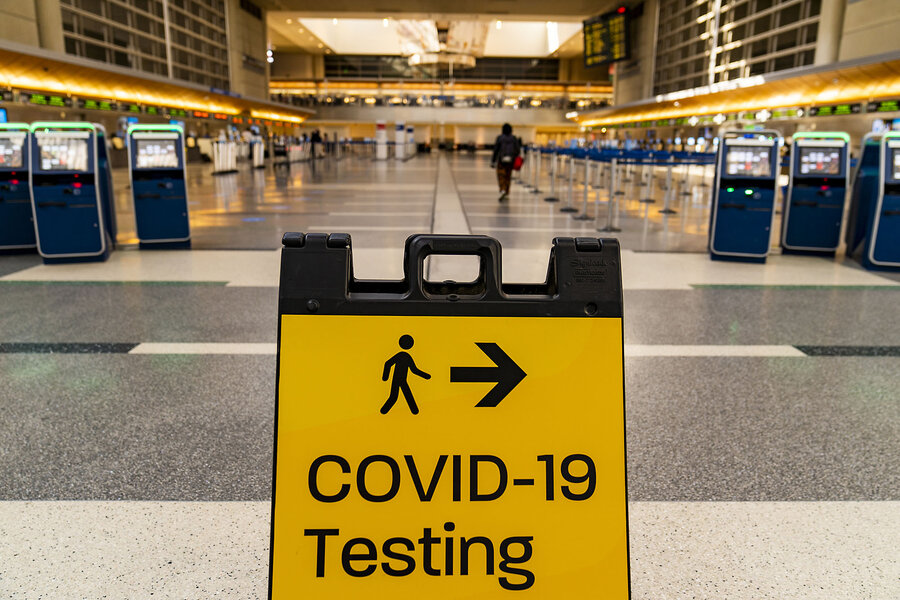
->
[83, 42, 108, 61]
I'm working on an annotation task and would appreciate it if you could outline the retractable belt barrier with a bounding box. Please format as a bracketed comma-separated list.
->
[270, 233, 630, 599]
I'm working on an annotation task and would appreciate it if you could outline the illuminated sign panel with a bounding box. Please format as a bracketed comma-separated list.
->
[867, 100, 900, 113]
[809, 103, 861, 117]
[583, 9, 630, 67]
[22, 93, 72, 108]
[79, 99, 117, 111]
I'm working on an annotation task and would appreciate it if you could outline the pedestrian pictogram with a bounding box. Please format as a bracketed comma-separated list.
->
[381, 334, 431, 414]
[271, 233, 629, 599]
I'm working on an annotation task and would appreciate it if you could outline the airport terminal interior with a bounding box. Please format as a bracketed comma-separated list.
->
[0, 0, 899, 598]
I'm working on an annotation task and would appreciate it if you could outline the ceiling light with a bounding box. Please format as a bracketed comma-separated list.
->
[285, 18, 292, 24]
[383, 18, 389, 27]
[298, 28, 304, 33]
[332, 18, 338, 25]
[317, 43, 324, 49]
[267, 57, 274, 63]
[496, 20, 502, 30]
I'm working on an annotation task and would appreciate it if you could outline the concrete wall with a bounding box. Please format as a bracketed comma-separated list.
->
[226, 0, 269, 99]
[269, 52, 325, 80]
[559, 57, 612, 83]
[454, 125, 536, 145]
[612, 0, 658, 105]
[0, 1, 41, 48]
[838, 0, 900, 61]
[309, 105, 573, 127]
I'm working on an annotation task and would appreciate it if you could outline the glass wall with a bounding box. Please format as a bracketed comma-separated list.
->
[60, 0, 231, 90]
[654, 0, 821, 95]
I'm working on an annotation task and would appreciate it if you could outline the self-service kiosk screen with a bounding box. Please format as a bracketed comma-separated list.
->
[725, 146, 771, 177]
[135, 139, 179, 169]
[38, 137, 89, 171]
[798, 146, 842, 175]
[0, 136, 24, 168]
[891, 148, 900, 182]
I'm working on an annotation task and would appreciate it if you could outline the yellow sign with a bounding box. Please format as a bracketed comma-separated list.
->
[272, 314, 629, 598]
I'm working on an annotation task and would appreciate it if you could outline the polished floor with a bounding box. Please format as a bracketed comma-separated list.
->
[0, 152, 898, 599]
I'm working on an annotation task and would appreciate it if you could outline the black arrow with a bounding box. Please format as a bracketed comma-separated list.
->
[450, 342, 526, 407]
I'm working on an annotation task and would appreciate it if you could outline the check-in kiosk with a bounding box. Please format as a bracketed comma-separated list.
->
[0, 123, 35, 251]
[709, 130, 781, 262]
[29, 122, 117, 263]
[127, 124, 190, 249]
[781, 132, 850, 255]
[846, 132, 900, 270]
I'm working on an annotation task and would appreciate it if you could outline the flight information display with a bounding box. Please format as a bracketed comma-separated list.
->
[135, 139, 179, 168]
[725, 146, 772, 177]
[0, 134, 25, 168]
[38, 137, 89, 172]
[798, 147, 842, 176]
[583, 9, 630, 67]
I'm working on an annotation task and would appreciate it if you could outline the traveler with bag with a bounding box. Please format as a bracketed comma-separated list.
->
[491, 123, 521, 202]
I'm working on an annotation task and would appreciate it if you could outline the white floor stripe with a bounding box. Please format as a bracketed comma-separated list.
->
[625, 344, 806, 357]
[306, 225, 421, 231]
[431, 155, 470, 235]
[125, 343, 806, 357]
[0, 501, 895, 599]
[129, 343, 277, 355]
[329, 211, 431, 217]
[3, 248, 895, 290]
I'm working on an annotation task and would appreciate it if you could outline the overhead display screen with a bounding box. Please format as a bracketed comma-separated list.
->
[0, 134, 25, 168]
[135, 139, 179, 168]
[725, 146, 772, 177]
[798, 147, 842, 176]
[583, 9, 630, 67]
[37, 137, 89, 172]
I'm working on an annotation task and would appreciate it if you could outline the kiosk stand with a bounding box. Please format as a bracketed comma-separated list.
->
[250, 135, 265, 169]
[0, 123, 36, 252]
[781, 132, 850, 256]
[29, 122, 117, 264]
[709, 130, 782, 262]
[846, 132, 900, 270]
[127, 124, 191, 249]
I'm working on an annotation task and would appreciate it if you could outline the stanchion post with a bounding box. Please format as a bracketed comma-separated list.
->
[639, 161, 655, 204]
[560, 154, 578, 213]
[573, 155, 594, 220]
[681, 161, 692, 196]
[531, 149, 542, 193]
[614, 159, 626, 195]
[659, 156, 677, 214]
[598, 158, 622, 232]
[545, 151, 559, 202]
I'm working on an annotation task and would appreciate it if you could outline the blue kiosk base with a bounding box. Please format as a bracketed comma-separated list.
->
[139, 240, 191, 250]
[43, 250, 110, 265]
[781, 248, 837, 257]
[710, 253, 766, 264]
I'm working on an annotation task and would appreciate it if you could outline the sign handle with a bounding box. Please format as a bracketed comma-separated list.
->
[404, 234, 503, 300]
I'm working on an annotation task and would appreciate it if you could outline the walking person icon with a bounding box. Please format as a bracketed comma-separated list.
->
[381, 335, 431, 415]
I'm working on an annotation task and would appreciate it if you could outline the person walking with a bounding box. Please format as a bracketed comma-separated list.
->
[491, 123, 521, 202]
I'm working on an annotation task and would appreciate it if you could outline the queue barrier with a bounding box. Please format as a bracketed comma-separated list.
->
[270, 232, 629, 598]
[211, 141, 238, 175]
[516, 146, 716, 230]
